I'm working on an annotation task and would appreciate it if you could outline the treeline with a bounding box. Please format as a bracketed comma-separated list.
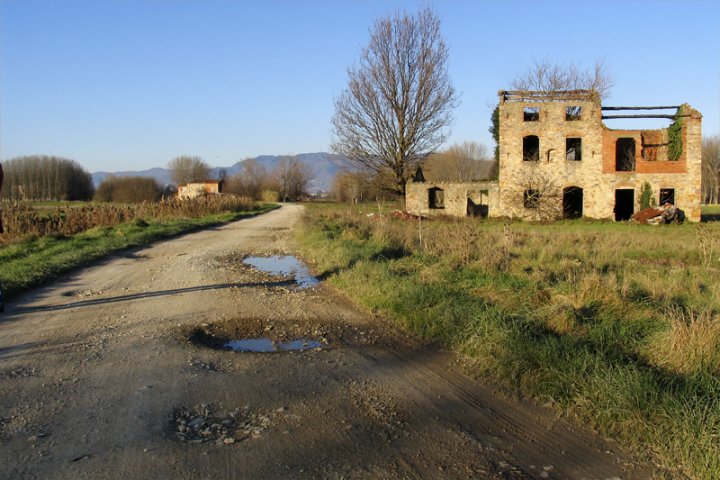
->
[94, 176, 164, 203]
[223, 156, 313, 202]
[331, 141, 496, 203]
[1, 156, 94, 201]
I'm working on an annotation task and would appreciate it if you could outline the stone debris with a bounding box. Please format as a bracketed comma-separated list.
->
[170, 403, 278, 445]
[631, 203, 685, 225]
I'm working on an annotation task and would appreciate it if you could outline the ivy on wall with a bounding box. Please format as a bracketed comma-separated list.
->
[667, 107, 683, 161]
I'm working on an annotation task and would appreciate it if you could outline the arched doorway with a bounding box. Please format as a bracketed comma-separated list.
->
[563, 186, 583, 219]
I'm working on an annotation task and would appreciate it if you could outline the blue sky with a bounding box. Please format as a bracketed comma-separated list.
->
[1, 0, 718, 172]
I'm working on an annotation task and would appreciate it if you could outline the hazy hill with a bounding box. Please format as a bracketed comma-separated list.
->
[92, 152, 345, 193]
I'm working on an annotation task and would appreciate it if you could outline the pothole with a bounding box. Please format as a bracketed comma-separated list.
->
[224, 338, 326, 353]
[170, 403, 276, 445]
[188, 326, 329, 353]
[242, 255, 319, 289]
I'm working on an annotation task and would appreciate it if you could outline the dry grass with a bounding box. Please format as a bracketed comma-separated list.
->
[0, 196, 255, 244]
[647, 306, 720, 376]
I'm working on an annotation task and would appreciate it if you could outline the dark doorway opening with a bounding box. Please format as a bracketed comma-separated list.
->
[615, 189, 634, 221]
[428, 187, 444, 209]
[659, 188, 675, 205]
[563, 186, 583, 219]
[616, 138, 636, 171]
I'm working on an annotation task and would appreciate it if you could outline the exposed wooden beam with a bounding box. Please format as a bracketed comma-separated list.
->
[601, 106, 681, 111]
[602, 114, 690, 120]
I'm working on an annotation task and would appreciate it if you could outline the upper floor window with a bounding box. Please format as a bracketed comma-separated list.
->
[566, 106, 582, 121]
[616, 138, 636, 171]
[523, 135, 540, 161]
[523, 107, 540, 122]
[566, 138, 582, 161]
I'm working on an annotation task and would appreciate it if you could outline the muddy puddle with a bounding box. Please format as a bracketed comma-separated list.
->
[225, 338, 326, 353]
[242, 255, 319, 289]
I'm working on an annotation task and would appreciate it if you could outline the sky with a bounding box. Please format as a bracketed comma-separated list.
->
[1, 0, 719, 173]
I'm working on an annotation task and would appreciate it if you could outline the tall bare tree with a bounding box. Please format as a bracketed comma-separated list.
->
[511, 59, 614, 99]
[168, 156, 210, 186]
[271, 156, 314, 202]
[331, 7, 458, 196]
[702, 135, 720, 204]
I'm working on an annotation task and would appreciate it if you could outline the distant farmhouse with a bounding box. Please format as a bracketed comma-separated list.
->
[177, 179, 224, 199]
[407, 90, 702, 221]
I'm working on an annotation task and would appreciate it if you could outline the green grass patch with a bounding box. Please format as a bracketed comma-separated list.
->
[297, 203, 720, 479]
[0, 204, 277, 299]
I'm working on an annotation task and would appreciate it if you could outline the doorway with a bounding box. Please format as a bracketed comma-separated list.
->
[615, 189, 634, 221]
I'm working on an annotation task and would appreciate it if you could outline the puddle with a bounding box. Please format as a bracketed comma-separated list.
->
[242, 255, 319, 289]
[224, 338, 326, 353]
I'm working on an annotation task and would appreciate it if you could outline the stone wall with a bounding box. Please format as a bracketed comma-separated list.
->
[405, 181, 500, 218]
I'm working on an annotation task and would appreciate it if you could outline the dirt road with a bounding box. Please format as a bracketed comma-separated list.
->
[0, 205, 652, 479]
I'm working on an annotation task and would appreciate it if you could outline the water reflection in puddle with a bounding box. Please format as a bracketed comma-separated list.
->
[224, 338, 326, 353]
[242, 256, 319, 289]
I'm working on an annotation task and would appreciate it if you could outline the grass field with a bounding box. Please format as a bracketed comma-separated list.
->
[0, 202, 276, 299]
[297, 203, 720, 479]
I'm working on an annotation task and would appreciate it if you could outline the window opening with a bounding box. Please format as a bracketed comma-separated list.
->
[616, 138, 636, 171]
[566, 106, 582, 121]
[428, 187, 444, 209]
[523, 107, 540, 122]
[523, 135, 540, 161]
[566, 138, 582, 161]
[524, 189, 540, 209]
[659, 188, 675, 205]
[614, 189, 634, 221]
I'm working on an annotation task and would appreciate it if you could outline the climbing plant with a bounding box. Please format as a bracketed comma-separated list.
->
[640, 181, 654, 209]
[667, 107, 683, 161]
[489, 106, 500, 161]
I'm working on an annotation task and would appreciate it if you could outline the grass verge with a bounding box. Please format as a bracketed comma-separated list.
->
[297, 203, 720, 480]
[0, 204, 277, 299]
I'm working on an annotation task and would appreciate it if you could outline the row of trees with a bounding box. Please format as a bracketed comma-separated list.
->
[0, 156, 94, 201]
[330, 140, 495, 203]
[224, 156, 313, 202]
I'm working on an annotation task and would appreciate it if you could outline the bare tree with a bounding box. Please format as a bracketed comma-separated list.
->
[514, 167, 563, 221]
[702, 135, 720, 204]
[511, 59, 614, 99]
[223, 159, 269, 200]
[168, 156, 210, 186]
[271, 156, 314, 202]
[331, 7, 458, 196]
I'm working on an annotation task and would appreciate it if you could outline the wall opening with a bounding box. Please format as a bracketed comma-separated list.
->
[566, 106, 582, 121]
[523, 189, 540, 209]
[523, 135, 540, 161]
[566, 138, 582, 161]
[615, 189, 634, 221]
[428, 187, 445, 209]
[563, 187, 583, 219]
[523, 107, 539, 122]
[616, 138, 636, 171]
[467, 189, 489, 217]
[659, 188, 675, 205]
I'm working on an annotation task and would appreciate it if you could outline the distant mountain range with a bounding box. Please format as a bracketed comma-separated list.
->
[91, 152, 346, 194]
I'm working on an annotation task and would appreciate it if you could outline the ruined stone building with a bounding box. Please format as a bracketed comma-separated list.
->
[406, 90, 702, 221]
